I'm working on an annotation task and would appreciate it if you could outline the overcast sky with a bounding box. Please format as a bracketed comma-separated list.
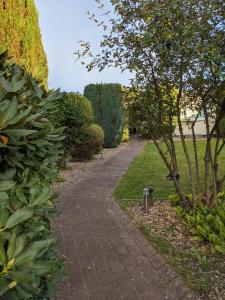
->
[35, 0, 131, 93]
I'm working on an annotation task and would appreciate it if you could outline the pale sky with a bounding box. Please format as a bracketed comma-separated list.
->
[35, 0, 131, 93]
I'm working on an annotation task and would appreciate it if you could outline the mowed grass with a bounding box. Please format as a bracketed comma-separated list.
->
[114, 139, 225, 202]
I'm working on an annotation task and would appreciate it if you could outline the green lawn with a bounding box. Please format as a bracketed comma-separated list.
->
[114, 139, 225, 201]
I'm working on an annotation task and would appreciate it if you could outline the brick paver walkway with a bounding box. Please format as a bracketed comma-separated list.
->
[54, 139, 199, 300]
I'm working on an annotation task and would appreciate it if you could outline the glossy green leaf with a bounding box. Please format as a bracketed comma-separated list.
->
[5, 207, 33, 229]
[0, 180, 15, 192]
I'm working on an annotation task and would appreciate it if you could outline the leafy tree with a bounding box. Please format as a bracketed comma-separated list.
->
[0, 0, 48, 87]
[77, 0, 225, 208]
[124, 87, 177, 138]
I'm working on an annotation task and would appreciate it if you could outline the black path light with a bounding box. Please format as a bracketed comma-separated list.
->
[143, 187, 154, 213]
[167, 173, 180, 181]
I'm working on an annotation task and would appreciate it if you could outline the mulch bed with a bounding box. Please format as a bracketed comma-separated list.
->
[128, 201, 225, 300]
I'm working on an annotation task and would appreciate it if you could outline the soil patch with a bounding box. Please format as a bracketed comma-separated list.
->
[128, 201, 225, 300]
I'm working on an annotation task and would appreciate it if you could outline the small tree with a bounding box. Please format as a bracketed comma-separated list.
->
[77, 0, 225, 209]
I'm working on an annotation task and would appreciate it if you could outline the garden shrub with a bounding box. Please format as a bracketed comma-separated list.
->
[122, 125, 129, 142]
[0, 52, 64, 299]
[169, 193, 225, 254]
[84, 83, 125, 148]
[70, 124, 104, 161]
[54, 92, 94, 151]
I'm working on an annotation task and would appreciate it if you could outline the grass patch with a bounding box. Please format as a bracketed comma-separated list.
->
[114, 139, 225, 298]
[114, 139, 225, 201]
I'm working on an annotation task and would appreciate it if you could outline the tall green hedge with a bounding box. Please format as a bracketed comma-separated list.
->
[0, 0, 48, 87]
[84, 83, 125, 148]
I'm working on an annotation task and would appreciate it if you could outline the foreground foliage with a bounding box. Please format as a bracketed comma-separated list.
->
[0, 52, 64, 299]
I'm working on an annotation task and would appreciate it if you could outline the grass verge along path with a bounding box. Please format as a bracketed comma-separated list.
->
[114, 139, 225, 202]
[114, 139, 225, 299]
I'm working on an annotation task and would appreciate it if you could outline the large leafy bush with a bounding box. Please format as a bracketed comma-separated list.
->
[70, 124, 104, 161]
[84, 83, 125, 148]
[0, 52, 64, 299]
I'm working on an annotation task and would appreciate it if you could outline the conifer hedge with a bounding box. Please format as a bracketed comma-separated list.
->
[84, 83, 125, 148]
[0, 0, 48, 87]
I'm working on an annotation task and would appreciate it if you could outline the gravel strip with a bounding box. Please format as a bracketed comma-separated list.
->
[52, 143, 127, 192]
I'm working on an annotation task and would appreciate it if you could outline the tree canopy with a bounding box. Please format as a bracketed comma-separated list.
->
[78, 0, 225, 208]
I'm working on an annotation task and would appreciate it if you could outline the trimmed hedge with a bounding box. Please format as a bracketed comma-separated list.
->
[0, 52, 64, 299]
[84, 83, 125, 148]
[0, 0, 48, 87]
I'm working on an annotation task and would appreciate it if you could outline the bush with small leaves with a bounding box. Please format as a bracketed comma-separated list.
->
[122, 125, 129, 142]
[54, 92, 94, 152]
[70, 124, 104, 161]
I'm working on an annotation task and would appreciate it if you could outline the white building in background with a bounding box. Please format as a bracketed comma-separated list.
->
[174, 109, 215, 137]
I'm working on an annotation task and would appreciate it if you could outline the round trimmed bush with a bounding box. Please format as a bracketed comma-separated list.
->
[70, 124, 104, 160]
[55, 92, 94, 149]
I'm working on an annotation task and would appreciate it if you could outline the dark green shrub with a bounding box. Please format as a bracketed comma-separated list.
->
[54, 92, 94, 151]
[84, 83, 125, 148]
[169, 193, 225, 254]
[0, 52, 64, 299]
[70, 124, 104, 160]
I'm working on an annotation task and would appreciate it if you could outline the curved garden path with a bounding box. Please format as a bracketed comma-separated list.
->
[54, 139, 198, 300]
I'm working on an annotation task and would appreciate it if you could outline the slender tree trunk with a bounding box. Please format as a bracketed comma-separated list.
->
[203, 102, 217, 206]
[150, 134, 190, 209]
[214, 139, 225, 193]
[177, 104, 196, 205]
[191, 108, 202, 203]
[176, 64, 196, 205]
[213, 132, 220, 193]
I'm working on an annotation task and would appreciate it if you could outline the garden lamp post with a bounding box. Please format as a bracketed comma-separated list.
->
[143, 187, 154, 213]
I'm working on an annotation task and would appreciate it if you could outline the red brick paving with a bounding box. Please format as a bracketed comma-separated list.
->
[53, 139, 199, 300]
